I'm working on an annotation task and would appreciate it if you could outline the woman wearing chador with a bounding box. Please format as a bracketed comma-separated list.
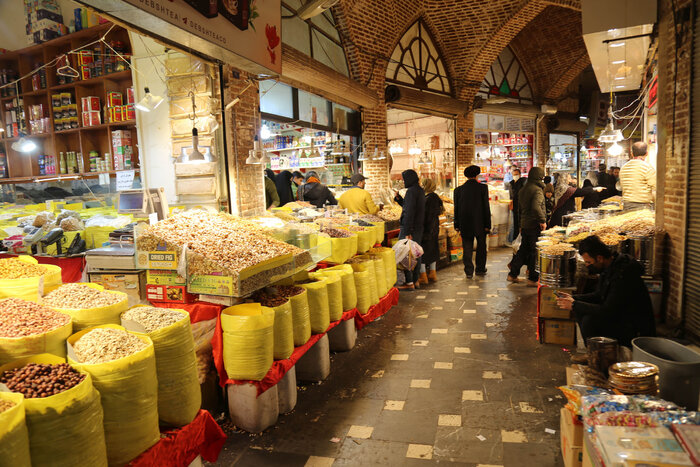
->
[418, 179, 444, 284]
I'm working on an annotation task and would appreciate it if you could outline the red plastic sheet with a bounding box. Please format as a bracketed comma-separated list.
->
[0, 253, 85, 283]
[128, 410, 226, 467]
[354, 287, 399, 330]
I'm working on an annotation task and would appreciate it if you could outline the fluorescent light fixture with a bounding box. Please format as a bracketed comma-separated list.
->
[135, 87, 163, 112]
[607, 142, 623, 156]
[615, 77, 625, 80]
[610, 42, 625, 48]
[615, 85, 626, 89]
[612, 60, 626, 64]
[11, 137, 37, 153]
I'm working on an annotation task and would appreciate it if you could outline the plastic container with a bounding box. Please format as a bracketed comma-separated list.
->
[632, 337, 700, 410]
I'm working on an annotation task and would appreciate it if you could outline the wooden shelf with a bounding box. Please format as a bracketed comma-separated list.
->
[0, 168, 140, 184]
[52, 70, 132, 91]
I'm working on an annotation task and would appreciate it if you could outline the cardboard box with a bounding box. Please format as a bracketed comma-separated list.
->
[107, 92, 122, 107]
[81, 96, 100, 111]
[82, 111, 101, 126]
[145, 284, 195, 303]
[541, 319, 576, 345]
[561, 407, 584, 467]
[88, 270, 146, 305]
[539, 286, 575, 319]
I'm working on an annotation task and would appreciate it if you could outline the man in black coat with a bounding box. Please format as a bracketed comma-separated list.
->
[556, 235, 656, 347]
[394, 169, 426, 289]
[507, 167, 526, 242]
[454, 165, 491, 278]
[303, 171, 337, 208]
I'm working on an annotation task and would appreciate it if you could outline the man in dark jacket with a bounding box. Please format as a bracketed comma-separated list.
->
[507, 168, 526, 243]
[508, 166, 546, 285]
[556, 235, 655, 347]
[454, 165, 491, 278]
[303, 171, 337, 208]
[394, 169, 425, 289]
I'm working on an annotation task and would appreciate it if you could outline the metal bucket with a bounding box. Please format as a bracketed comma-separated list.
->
[622, 235, 655, 275]
[535, 240, 554, 274]
[538, 250, 577, 287]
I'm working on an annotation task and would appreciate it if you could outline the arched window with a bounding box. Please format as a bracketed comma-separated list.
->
[281, 1, 349, 77]
[386, 20, 451, 95]
[477, 47, 533, 104]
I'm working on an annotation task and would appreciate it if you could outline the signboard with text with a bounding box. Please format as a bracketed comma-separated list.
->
[103, 0, 281, 73]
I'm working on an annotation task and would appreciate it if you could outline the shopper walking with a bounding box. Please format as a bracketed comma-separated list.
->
[454, 165, 491, 279]
[303, 171, 337, 208]
[418, 179, 444, 284]
[549, 172, 602, 227]
[507, 166, 545, 286]
[275, 170, 296, 206]
[556, 235, 656, 347]
[338, 173, 380, 214]
[394, 169, 425, 290]
[619, 142, 656, 210]
[264, 169, 280, 209]
[507, 167, 526, 243]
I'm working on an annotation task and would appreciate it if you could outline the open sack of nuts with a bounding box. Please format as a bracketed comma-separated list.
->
[0, 354, 107, 467]
[121, 306, 201, 427]
[67, 325, 159, 466]
[0, 256, 63, 302]
[42, 283, 129, 332]
[0, 392, 31, 467]
[0, 298, 72, 365]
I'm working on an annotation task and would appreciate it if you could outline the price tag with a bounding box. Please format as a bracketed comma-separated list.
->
[98, 173, 110, 186]
[116, 170, 135, 191]
[148, 212, 159, 225]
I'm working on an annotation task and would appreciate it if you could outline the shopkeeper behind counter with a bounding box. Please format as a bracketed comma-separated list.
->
[338, 173, 380, 215]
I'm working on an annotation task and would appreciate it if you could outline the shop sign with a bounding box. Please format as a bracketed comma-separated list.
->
[188, 274, 234, 296]
[147, 251, 178, 269]
[107, 0, 281, 73]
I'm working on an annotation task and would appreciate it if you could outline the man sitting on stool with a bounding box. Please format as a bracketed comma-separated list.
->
[556, 235, 656, 348]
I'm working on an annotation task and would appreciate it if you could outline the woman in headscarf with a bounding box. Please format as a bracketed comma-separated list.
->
[264, 168, 280, 209]
[418, 178, 444, 284]
[275, 170, 295, 206]
[549, 172, 602, 227]
[302, 171, 337, 208]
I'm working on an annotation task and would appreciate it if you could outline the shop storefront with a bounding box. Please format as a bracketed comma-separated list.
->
[473, 111, 535, 181]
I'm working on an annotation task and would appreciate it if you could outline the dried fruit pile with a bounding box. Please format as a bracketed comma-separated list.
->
[0, 298, 70, 337]
[0, 399, 16, 413]
[0, 363, 85, 398]
[0, 258, 48, 279]
[43, 283, 124, 309]
[73, 328, 147, 364]
[121, 307, 183, 332]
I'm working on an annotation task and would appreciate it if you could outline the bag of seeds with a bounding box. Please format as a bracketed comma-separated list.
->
[270, 301, 293, 360]
[325, 235, 358, 265]
[347, 258, 379, 306]
[300, 279, 330, 333]
[221, 304, 274, 381]
[0, 392, 31, 467]
[370, 221, 385, 245]
[352, 268, 372, 315]
[323, 265, 357, 312]
[43, 283, 129, 332]
[351, 228, 373, 254]
[0, 298, 73, 365]
[67, 325, 159, 466]
[309, 271, 343, 321]
[0, 256, 61, 302]
[284, 287, 311, 346]
[366, 255, 388, 298]
[0, 354, 107, 467]
[121, 306, 200, 427]
[369, 247, 397, 289]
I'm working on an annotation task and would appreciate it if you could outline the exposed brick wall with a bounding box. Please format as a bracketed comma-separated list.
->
[222, 67, 265, 217]
[656, 0, 692, 325]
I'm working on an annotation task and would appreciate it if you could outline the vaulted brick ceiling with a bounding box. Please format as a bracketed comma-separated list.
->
[333, 0, 584, 103]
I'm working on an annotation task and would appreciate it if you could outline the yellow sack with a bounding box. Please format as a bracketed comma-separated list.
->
[352, 269, 372, 314]
[122, 308, 200, 427]
[325, 235, 357, 265]
[310, 271, 343, 321]
[271, 301, 293, 360]
[288, 289, 311, 346]
[0, 256, 62, 302]
[300, 279, 330, 333]
[369, 256, 388, 298]
[371, 221, 385, 245]
[221, 304, 274, 381]
[68, 326, 159, 466]
[0, 392, 31, 467]
[84, 226, 117, 249]
[0, 354, 107, 467]
[324, 265, 357, 311]
[370, 247, 397, 288]
[349, 259, 379, 306]
[354, 229, 373, 253]
[46, 283, 129, 332]
[0, 310, 72, 366]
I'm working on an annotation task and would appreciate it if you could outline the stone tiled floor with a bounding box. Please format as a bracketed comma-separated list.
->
[216, 248, 568, 466]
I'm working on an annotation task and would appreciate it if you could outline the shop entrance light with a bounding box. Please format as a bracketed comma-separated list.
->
[11, 137, 36, 153]
[408, 139, 421, 156]
[261, 124, 272, 140]
[388, 141, 403, 155]
[607, 142, 623, 156]
[598, 106, 623, 143]
[135, 87, 163, 112]
[246, 136, 264, 165]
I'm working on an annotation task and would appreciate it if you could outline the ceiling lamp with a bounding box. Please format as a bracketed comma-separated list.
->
[388, 141, 403, 155]
[12, 137, 36, 153]
[607, 142, 624, 156]
[187, 128, 206, 162]
[135, 87, 164, 112]
[246, 136, 264, 165]
[598, 106, 623, 143]
[260, 124, 272, 140]
[408, 139, 421, 156]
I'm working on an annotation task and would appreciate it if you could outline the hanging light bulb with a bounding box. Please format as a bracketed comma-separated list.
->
[598, 105, 623, 143]
[408, 139, 421, 156]
[187, 128, 206, 162]
[135, 87, 163, 112]
[607, 142, 623, 156]
[246, 136, 263, 164]
[260, 124, 272, 140]
[11, 137, 36, 153]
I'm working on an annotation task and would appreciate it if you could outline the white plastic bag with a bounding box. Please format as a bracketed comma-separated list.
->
[392, 239, 423, 271]
[511, 233, 522, 253]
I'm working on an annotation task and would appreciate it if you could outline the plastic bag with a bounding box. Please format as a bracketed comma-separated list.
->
[220, 304, 274, 381]
[271, 301, 294, 360]
[324, 265, 357, 311]
[289, 289, 311, 346]
[352, 269, 371, 315]
[392, 239, 424, 271]
[45, 283, 129, 331]
[0, 308, 72, 366]
[300, 279, 330, 333]
[191, 318, 216, 384]
[512, 233, 522, 253]
[122, 308, 200, 427]
[0, 392, 31, 467]
[0, 354, 107, 467]
[309, 271, 343, 321]
[68, 325, 159, 466]
[0, 256, 62, 302]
